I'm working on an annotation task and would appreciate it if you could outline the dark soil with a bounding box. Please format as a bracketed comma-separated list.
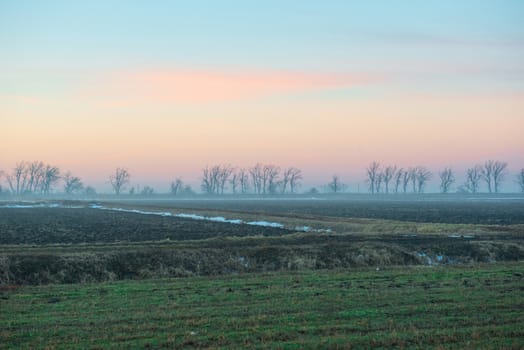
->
[131, 197, 524, 225]
[0, 208, 291, 244]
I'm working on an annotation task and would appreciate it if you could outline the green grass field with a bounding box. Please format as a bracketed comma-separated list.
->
[2, 263, 523, 349]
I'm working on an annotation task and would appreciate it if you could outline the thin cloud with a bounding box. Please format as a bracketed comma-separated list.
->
[363, 31, 524, 48]
[84, 68, 382, 106]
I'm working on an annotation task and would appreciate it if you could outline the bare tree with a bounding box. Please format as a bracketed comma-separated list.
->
[409, 167, 418, 193]
[209, 165, 220, 194]
[6, 162, 27, 195]
[109, 167, 130, 195]
[0, 170, 4, 195]
[249, 163, 263, 194]
[481, 160, 508, 193]
[280, 168, 291, 194]
[464, 166, 482, 193]
[247, 163, 282, 194]
[281, 167, 302, 194]
[492, 161, 508, 193]
[201, 165, 220, 194]
[375, 172, 384, 194]
[288, 168, 302, 194]
[439, 168, 455, 193]
[229, 172, 239, 194]
[401, 169, 411, 193]
[394, 168, 404, 193]
[517, 169, 524, 193]
[201, 164, 233, 194]
[218, 164, 234, 194]
[366, 161, 381, 194]
[170, 178, 184, 196]
[415, 167, 432, 193]
[201, 165, 215, 194]
[63, 172, 84, 195]
[261, 165, 271, 194]
[327, 175, 346, 193]
[6, 161, 60, 195]
[41, 165, 60, 194]
[382, 165, 397, 194]
[238, 168, 250, 194]
[481, 162, 493, 193]
[263, 164, 280, 194]
[27, 161, 45, 193]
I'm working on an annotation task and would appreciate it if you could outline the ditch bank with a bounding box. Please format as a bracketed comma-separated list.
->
[1, 238, 523, 285]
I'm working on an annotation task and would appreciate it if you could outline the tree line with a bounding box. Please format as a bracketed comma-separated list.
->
[201, 164, 302, 195]
[1, 160, 523, 196]
[362, 160, 514, 194]
[0, 161, 96, 196]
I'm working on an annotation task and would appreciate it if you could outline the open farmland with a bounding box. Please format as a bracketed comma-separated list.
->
[1, 197, 523, 348]
[121, 195, 524, 225]
[1, 197, 523, 285]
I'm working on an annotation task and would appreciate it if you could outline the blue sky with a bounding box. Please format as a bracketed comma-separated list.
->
[2, 0, 523, 71]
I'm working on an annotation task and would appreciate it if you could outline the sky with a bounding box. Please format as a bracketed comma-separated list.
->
[1, 0, 523, 192]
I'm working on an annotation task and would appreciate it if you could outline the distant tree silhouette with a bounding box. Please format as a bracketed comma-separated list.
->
[249, 163, 263, 194]
[248, 163, 280, 194]
[41, 165, 60, 194]
[327, 175, 346, 193]
[264, 165, 280, 194]
[229, 172, 239, 194]
[517, 169, 524, 193]
[201, 164, 233, 194]
[481, 160, 507, 193]
[170, 178, 184, 196]
[366, 162, 381, 194]
[63, 172, 84, 195]
[382, 165, 397, 194]
[218, 165, 234, 194]
[109, 167, 130, 195]
[5, 161, 60, 195]
[4, 158, 521, 196]
[414, 166, 432, 193]
[465, 166, 482, 193]
[281, 167, 302, 194]
[394, 168, 404, 193]
[5, 162, 26, 194]
[238, 168, 250, 194]
[409, 168, 418, 193]
[26, 161, 45, 193]
[439, 168, 455, 193]
[401, 169, 411, 193]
